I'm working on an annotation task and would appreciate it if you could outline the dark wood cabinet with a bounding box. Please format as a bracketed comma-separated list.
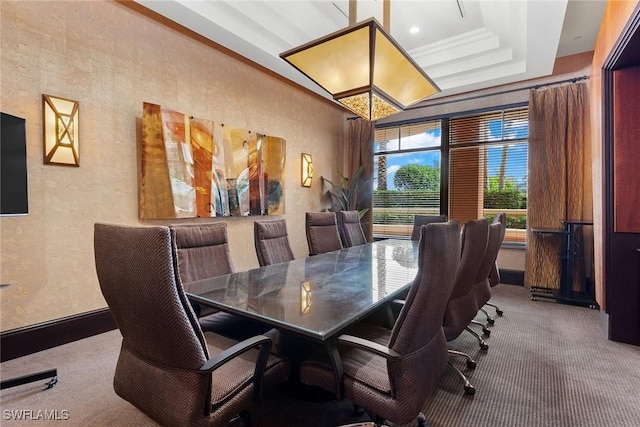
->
[605, 35, 640, 345]
[613, 67, 640, 233]
[607, 234, 640, 344]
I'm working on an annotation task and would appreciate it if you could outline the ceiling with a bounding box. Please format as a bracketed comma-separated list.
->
[135, 0, 606, 105]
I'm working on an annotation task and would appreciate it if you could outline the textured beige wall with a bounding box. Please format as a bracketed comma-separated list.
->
[496, 248, 525, 271]
[0, 1, 347, 331]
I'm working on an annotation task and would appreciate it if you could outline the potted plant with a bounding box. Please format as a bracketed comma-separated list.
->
[321, 165, 369, 220]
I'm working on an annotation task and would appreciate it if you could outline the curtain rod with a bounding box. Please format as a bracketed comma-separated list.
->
[347, 75, 589, 120]
[404, 75, 589, 111]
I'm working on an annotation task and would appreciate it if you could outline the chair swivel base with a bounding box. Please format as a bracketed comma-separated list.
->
[479, 307, 495, 324]
[465, 326, 489, 350]
[471, 319, 491, 336]
[448, 349, 477, 369]
[447, 362, 475, 395]
[485, 302, 504, 316]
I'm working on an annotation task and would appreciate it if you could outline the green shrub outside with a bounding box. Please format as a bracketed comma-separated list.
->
[374, 188, 526, 209]
[483, 214, 527, 229]
[373, 212, 415, 224]
[373, 189, 527, 228]
[373, 190, 439, 208]
[483, 189, 527, 209]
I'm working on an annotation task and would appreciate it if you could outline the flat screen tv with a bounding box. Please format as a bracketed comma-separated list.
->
[1, 112, 29, 216]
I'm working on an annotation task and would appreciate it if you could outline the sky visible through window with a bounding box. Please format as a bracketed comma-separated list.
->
[374, 119, 528, 191]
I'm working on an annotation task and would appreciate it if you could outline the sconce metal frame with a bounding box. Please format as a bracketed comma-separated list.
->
[43, 94, 79, 166]
[300, 281, 312, 315]
[301, 153, 313, 187]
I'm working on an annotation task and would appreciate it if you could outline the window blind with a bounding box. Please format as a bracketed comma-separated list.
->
[372, 107, 528, 243]
[373, 120, 442, 237]
[449, 107, 528, 243]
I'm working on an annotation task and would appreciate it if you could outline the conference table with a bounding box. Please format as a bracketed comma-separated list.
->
[185, 239, 420, 344]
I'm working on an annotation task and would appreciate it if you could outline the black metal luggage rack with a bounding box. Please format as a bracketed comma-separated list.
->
[530, 220, 598, 309]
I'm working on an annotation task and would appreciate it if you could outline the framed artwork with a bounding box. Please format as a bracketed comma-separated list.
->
[140, 102, 285, 218]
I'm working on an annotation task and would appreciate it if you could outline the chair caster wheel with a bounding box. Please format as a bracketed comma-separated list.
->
[466, 359, 477, 369]
[482, 327, 491, 336]
[496, 309, 504, 316]
[480, 342, 489, 351]
[486, 317, 495, 325]
[463, 384, 476, 395]
[417, 412, 427, 427]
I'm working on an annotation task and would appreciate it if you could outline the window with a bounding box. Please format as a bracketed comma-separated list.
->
[373, 121, 442, 237]
[373, 107, 528, 244]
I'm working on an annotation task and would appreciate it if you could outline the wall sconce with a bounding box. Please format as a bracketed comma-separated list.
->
[43, 94, 79, 166]
[300, 281, 312, 315]
[301, 153, 313, 187]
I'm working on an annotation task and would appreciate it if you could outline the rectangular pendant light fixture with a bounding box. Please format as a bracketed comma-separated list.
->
[280, 17, 439, 121]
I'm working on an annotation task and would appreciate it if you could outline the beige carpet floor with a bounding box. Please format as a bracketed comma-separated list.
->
[1, 285, 639, 427]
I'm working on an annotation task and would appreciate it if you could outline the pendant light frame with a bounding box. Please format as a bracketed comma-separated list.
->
[280, 17, 439, 121]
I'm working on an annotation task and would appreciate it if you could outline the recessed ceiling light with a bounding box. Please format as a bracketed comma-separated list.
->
[409, 26, 420, 35]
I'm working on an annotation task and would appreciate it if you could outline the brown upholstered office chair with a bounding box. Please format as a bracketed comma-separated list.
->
[172, 223, 235, 283]
[306, 211, 343, 255]
[443, 218, 489, 395]
[254, 219, 295, 267]
[171, 223, 269, 338]
[472, 222, 504, 328]
[94, 223, 289, 427]
[410, 214, 448, 241]
[338, 210, 367, 247]
[486, 212, 507, 316]
[299, 221, 461, 426]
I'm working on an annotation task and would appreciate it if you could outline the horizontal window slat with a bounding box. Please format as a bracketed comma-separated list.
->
[373, 107, 528, 242]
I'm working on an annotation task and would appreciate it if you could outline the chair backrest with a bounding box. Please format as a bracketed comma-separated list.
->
[386, 221, 461, 410]
[338, 210, 367, 247]
[450, 219, 489, 300]
[171, 223, 234, 284]
[95, 223, 277, 426]
[489, 212, 507, 287]
[94, 223, 209, 371]
[254, 219, 295, 266]
[410, 214, 448, 241]
[305, 212, 343, 255]
[443, 219, 489, 340]
[475, 222, 504, 307]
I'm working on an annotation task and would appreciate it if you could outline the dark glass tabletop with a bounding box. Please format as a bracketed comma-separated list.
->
[185, 239, 419, 341]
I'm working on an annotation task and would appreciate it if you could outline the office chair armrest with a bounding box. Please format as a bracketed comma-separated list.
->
[198, 334, 273, 400]
[379, 299, 406, 329]
[324, 341, 344, 400]
[337, 334, 401, 361]
[380, 299, 406, 328]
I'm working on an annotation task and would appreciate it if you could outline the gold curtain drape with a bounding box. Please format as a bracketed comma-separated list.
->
[525, 82, 591, 291]
[346, 119, 374, 241]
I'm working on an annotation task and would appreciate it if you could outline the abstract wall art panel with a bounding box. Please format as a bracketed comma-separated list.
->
[190, 117, 216, 217]
[262, 135, 286, 215]
[140, 102, 286, 219]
